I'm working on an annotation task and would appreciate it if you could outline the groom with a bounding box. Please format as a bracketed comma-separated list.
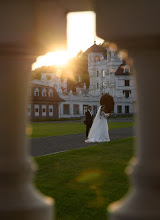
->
[85, 106, 93, 139]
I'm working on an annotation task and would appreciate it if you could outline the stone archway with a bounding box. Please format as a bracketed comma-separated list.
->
[1, 1, 160, 220]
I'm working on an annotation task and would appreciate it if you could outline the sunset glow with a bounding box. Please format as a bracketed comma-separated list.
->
[32, 50, 71, 70]
[32, 11, 104, 70]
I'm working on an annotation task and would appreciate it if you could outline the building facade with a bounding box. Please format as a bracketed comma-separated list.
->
[59, 92, 100, 118]
[87, 43, 136, 115]
[30, 43, 136, 119]
[28, 83, 64, 120]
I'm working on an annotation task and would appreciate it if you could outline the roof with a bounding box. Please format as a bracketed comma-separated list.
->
[31, 83, 65, 103]
[86, 42, 107, 54]
[115, 64, 130, 76]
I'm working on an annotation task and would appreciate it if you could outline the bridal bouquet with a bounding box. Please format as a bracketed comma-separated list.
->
[100, 93, 114, 113]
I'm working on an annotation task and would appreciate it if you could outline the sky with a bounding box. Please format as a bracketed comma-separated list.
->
[32, 11, 103, 70]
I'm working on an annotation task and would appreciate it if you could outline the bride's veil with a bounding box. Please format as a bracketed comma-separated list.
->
[88, 106, 102, 139]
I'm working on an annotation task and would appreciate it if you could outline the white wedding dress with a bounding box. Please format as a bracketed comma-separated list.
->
[85, 106, 110, 143]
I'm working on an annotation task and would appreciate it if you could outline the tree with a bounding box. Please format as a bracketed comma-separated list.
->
[32, 42, 109, 91]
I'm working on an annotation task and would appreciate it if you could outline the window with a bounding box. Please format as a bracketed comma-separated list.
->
[34, 88, 39, 96]
[49, 89, 53, 97]
[125, 80, 130, 86]
[97, 82, 99, 89]
[63, 104, 70, 115]
[123, 90, 130, 98]
[125, 106, 130, 114]
[42, 89, 47, 97]
[34, 104, 39, 116]
[73, 104, 79, 115]
[97, 71, 99, 77]
[83, 105, 88, 115]
[102, 82, 105, 88]
[49, 105, 53, 116]
[125, 91, 129, 98]
[93, 105, 97, 116]
[94, 56, 100, 62]
[46, 75, 51, 80]
[117, 105, 122, 113]
[102, 70, 105, 77]
[42, 105, 46, 116]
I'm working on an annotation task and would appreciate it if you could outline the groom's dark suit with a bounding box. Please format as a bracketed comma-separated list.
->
[85, 110, 93, 138]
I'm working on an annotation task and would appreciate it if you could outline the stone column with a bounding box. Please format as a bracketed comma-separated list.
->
[109, 47, 160, 220]
[0, 1, 53, 219]
[0, 47, 53, 220]
[94, 1, 160, 219]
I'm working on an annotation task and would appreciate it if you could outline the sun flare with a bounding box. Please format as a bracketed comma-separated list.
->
[32, 50, 72, 70]
[32, 11, 104, 70]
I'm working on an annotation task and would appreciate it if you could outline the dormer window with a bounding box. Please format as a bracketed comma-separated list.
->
[42, 88, 47, 97]
[123, 65, 130, 74]
[49, 89, 53, 97]
[34, 88, 39, 96]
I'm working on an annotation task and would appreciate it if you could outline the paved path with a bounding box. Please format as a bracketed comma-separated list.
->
[32, 118, 133, 123]
[30, 127, 135, 157]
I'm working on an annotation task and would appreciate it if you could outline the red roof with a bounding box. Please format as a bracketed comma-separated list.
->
[115, 64, 130, 75]
[31, 84, 65, 103]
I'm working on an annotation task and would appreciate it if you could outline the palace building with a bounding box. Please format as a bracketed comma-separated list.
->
[30, 43, 136, 119]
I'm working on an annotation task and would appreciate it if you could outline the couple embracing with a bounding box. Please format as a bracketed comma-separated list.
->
[85, 105, 110, 143]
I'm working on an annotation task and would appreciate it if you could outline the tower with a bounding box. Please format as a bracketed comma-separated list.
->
[87, 42, 107, 96]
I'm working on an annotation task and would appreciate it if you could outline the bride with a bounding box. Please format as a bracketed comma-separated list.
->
[85, 105, 110, 143]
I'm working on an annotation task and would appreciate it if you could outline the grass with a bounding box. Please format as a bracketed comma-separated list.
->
[29, 122, 134, 138]
[34, 137, 134, 220]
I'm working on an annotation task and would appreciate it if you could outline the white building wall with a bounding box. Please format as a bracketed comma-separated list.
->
[58, 47, 136, 118]
[59, 93, 100, 118]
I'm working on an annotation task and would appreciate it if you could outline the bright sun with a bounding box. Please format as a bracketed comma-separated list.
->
[32, 50, 71, 70]
[32, 11, 103, 70]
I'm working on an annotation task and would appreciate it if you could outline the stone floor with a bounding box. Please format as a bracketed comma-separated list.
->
[30, 127, 135, 157]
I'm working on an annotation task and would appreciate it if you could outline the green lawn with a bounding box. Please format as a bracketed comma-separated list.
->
[29, 122, 134, 138]
[34, 137, 134, 220]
